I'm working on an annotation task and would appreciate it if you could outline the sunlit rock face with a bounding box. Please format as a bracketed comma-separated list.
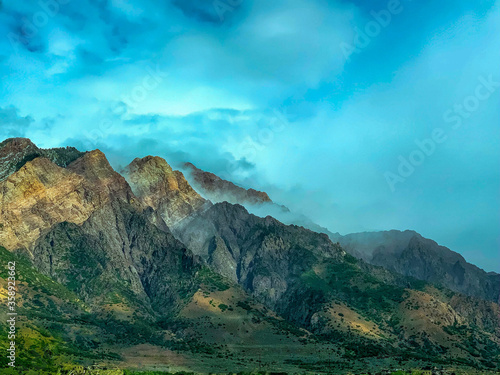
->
[0, 147, 137, 252]
[123, 156, 210, 228]
[0, 140, 200, 316]
[183, 162, 272, 205]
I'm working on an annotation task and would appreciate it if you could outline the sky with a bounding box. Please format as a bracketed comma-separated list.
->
[0, 0, 499, 271]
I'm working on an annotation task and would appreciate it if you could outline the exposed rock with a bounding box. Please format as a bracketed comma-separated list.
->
[173, 201, 344, 311]
[0, 137, 85, 181]
[32, 199, 201, 316]
[124, 156, 210, 227]
[183, 162, 271, 205]
[0, 157, 97, 251]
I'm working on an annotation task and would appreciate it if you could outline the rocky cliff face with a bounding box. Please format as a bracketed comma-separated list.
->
[31, 200, 200, 316]
[0, 137, 84, 181]
[0, 149, 140, 252]
[0, 144, 201, 318]
[0, 157, 99, 251]
[183, 162, 272, 205]
[123, 157, 210, 228]
[174, 202, 344, 308]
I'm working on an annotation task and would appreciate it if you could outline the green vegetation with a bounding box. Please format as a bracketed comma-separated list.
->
[218, 303, 229, 312]
[195, 267, 231, 292]
[322, 259, 406, 322]
[0, 369, 483, 375]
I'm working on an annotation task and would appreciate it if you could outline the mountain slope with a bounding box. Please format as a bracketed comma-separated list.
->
[1, 139, 499, 373]
[132, 159, 500, 370]
[180, 164, 499, 304]
[333, 230, 500, 302]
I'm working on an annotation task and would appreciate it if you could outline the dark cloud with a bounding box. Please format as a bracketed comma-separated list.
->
[171, 0, 230, 24]
[0, 107, 34, 137]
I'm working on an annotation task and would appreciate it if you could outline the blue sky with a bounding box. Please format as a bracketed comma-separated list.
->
[0, 0, 499, 271]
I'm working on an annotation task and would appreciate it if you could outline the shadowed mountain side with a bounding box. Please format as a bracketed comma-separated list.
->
[331, 230, 500, 303]
[179, 162, 499, 304]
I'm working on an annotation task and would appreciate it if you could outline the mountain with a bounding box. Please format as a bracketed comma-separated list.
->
[0, 143, 346, 372]
[182, 162, 340, 239]
[332, 230, 500, 303]
[1, 139, 500, 374]
[183, 162, 272, 205]
[1, 146, 199, 313]
[129, 153, 500, 372]
[123, 157, 210, 228]
[0, 137, 84, 182]
[179, 164, 499, 304]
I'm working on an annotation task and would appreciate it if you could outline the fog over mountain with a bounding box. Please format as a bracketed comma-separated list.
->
[1, 137, 499, 373]
[1, 0, 498, 274]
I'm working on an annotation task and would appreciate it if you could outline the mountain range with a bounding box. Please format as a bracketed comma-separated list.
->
[0, 138, 499, 374]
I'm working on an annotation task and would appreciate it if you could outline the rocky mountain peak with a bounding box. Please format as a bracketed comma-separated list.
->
[134, 155, 174, 171]
[0, 138, 40, 181]
[0, 156, 90, 251]
[0, 137, 85, 182]
[123, 156, 209, 228]
[0, 144, 136, 252]
[68, 149, 116, 180]
[0, 137, 37, 150]
[183, 162, 272, 205]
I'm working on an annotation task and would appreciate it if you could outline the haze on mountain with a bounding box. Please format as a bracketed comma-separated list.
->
[181, 160, 500, 303]
[1, 0, 498, 274]
[0, 138, 499, 374]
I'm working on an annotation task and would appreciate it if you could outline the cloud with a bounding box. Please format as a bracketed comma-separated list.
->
[0, 0, 499, 271]
[0, 106, 34, 137]
[171, 0, 228, 24]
